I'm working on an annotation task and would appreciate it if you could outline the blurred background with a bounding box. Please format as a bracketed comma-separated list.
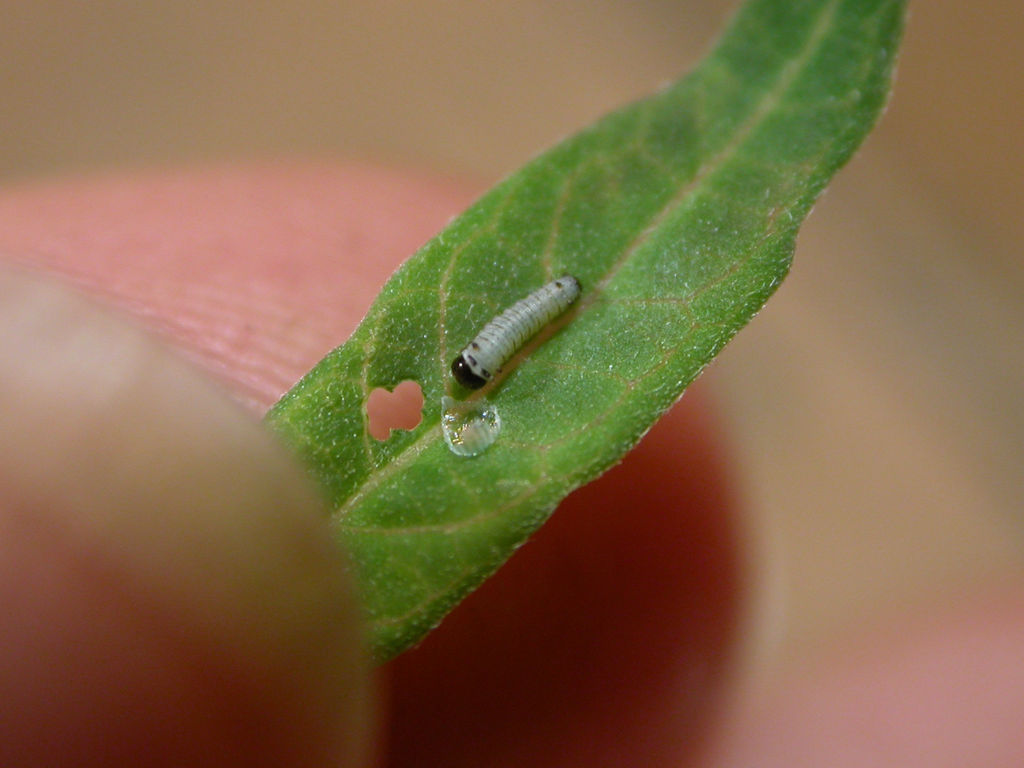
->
[2, 0, 1021, 687]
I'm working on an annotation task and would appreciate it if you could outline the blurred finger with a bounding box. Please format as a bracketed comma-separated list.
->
[705, 587, 1024, 767]
[0, 266, 372, 766]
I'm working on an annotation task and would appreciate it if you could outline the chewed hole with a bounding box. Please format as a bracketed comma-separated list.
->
[367, 380, 424, 440]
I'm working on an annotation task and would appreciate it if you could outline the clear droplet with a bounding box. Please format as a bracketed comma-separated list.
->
[441, 395, 501, 457]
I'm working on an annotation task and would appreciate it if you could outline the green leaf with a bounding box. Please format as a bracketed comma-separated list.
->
[267, 0, 906, 660]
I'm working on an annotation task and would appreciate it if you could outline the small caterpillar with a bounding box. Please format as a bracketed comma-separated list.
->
[451, 275, 582, 389]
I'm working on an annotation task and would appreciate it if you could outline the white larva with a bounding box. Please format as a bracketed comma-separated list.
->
[451, 275, 582, 389]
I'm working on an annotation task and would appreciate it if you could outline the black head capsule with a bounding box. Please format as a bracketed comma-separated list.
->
[451, 354, 488, 389]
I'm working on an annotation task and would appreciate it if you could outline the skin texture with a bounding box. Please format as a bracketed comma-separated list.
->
[1, 163, 1022, 767]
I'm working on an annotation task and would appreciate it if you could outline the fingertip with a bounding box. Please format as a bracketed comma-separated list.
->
[0, 266, 373, 767]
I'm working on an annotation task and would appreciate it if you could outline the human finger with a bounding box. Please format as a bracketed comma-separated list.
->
[0, 266, 372, 767]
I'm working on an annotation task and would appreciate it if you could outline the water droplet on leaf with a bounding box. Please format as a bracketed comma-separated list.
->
[441, 395, 501, 457]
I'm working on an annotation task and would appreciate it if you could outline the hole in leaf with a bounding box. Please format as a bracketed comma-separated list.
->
[367, 380, 424, 440]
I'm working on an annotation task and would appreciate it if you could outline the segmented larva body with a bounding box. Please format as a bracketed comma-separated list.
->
[451, 275, 582, 389]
